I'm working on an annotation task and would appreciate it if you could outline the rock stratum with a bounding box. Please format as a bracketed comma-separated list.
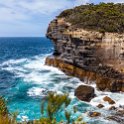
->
[46, 4, 124, 92]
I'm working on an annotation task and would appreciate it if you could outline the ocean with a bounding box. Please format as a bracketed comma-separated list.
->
[0, 37, 123, 123]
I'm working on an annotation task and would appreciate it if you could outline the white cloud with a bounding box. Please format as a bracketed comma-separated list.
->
[0, 0, 89, 36]
[2, 0, 123, 36]
[0, 0, 89, 21]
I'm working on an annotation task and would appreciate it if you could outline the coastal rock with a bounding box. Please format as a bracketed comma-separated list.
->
[103, 96, 115, 104]
[97, 104, 104, 108]
[106, 116, 124, 124]
[88, 112, 101, 117]
[74, 85, 95, 102]
[46, 4, 124, 92]
[109, 106, 117, 110]
[117, 109, 124, 115]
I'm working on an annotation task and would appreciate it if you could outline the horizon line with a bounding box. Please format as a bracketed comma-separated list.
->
[0, 36, 47, 38]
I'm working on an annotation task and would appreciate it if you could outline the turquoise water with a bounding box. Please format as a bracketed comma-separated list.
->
[0, 37, 83, 121]
[0, 37, 118, 123]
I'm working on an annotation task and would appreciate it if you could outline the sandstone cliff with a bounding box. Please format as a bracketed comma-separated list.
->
[46, 5, 124, 92]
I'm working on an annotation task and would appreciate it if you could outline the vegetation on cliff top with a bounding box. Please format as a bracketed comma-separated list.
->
[58, 3, 124, 33]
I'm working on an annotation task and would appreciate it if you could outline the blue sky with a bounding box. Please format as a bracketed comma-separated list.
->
[0, 0, 123, 37]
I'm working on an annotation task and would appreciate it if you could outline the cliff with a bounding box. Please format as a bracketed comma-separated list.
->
[46, 3, 124, 92]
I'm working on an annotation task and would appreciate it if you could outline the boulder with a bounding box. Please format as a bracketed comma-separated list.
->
[117, 109, 124, 115]
[97, 104, 104, 108]
[88, 112, 101, 117]
[103, 96, 115, 104]
[107, 116, 124, 124]
[109, 106, 117, 110]
[75, 85, 95, 102]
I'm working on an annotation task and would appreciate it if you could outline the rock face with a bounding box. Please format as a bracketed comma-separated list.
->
[46, 14, 124, 92]
[74, 85, 95, 102]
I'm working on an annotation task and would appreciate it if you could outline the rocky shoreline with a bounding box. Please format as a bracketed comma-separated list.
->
[45, 4, 124, 123]
[45, 56, 124, 123]
[46, 17, 124, 92]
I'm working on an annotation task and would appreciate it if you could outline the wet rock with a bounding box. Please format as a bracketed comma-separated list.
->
[88, 111, 101, 117]
[106, 116, 124, 124]
[75, 85, 95, 102]
[109, 106, 117, 110]
[97, 104, 104, 108]
[117, 109, 124, 115]
[103, 96, 115, 104]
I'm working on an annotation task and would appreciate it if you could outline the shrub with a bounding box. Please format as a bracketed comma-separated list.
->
[0, 97, 17, 124]
[58, 3, 124, 33]
[41, 92, 71, 123]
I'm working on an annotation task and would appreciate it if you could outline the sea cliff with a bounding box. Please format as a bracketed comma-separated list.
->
[46, 3, 124, 92]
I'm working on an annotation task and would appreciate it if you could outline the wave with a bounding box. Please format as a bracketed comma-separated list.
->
[1, 54, 81, 95]
[27, 87, 47, 97]
[1, 53, 124, 104]
[1, 53, 124, 123]
[1, 58, 28, 66]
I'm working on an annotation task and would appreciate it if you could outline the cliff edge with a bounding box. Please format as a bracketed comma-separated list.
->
[46, 3, 124, 92]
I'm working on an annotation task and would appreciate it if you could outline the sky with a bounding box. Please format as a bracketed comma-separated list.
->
[0, 0, 123, 37]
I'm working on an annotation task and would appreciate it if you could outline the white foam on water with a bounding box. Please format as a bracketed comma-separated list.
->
[17, 115, 29, 122]
[1, 54, 79, 95]
[27, 87, 46, 97]
[1, 53, 124, 123]
[1, 58, 27, 66]
[2, 54, 123, 108]
[90, 86, 124, 109]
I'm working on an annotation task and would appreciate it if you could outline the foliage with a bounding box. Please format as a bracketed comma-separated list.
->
[40, 92, 86, 124]
[0, 94, 86, 124]
[58, 3, 124, 33]
[41, 92, 71, 122]
[65, 111, 71, 124]
[0, 97, 17, 124]
[0, 97, 8, 116]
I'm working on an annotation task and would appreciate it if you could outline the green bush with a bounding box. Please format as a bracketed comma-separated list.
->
[0, 97, 17, 124]
[58, 3, 124, 33]
[0, 97, 8, 116]
[40, 92, 86, 124]
[0, 94, 86, 124]
[41, 92, 71, 123]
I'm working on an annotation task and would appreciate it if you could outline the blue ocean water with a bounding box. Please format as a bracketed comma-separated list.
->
[0, 37, 83, 121]
[0, 37, 54, 120]
[0, 37, 119, 123]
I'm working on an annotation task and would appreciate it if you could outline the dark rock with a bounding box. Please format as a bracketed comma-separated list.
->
[117, 109, 124, 115]
[109, 106, 117, 110]
[88, 111, 101, 117]
[75, 85, 95, 102]
[97, 104, 104, 108]
[106, 116, 124, 124]
[103, 96, 115, 104]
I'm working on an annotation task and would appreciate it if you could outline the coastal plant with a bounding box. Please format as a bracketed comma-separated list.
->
[40, 92, 71, 123]
[65, 111, 71, 124]
[0, 97, 17, 124]
[40, 92, 86, 124]
[0, 97, 8, 116]
[0, 95, 86, 124]
[58, 3, 124, 33]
